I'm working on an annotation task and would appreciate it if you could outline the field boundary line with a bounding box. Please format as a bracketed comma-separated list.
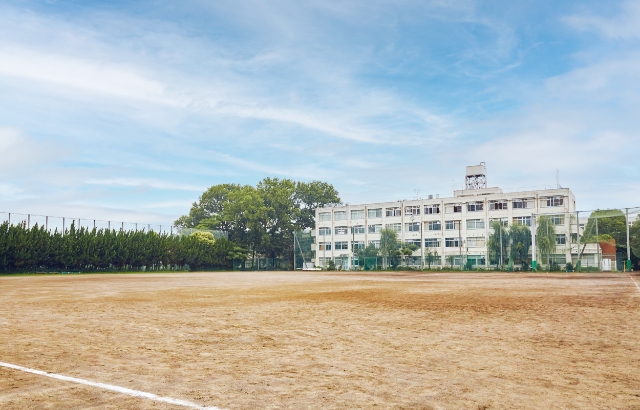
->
[0, 361, 220, 409]
[629, 274, 640, 293]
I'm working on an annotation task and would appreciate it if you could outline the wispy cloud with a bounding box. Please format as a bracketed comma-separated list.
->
[564, 1, 640, 40]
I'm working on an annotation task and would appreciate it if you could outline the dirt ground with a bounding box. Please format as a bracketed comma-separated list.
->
[0, 271, 639, 410]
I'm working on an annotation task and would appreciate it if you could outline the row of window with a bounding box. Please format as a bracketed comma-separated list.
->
[318, 234, 567, 250]
[319, 216, 567, 236]
[318, 197, 566, 221]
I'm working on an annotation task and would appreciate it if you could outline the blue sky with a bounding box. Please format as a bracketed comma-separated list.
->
[1, 0, 639, 227]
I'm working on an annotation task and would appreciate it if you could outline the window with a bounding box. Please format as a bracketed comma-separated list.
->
[467, 237, 486, 247]
[386, 223, 402, 233]
[467, 202, 484, 212]
[424, 238, 441, 248]
[405, 222, 420, 232]
[512, 199, 533, 209]
[550, 254, 567, 264]
[466, 219, 485, 229]
[368, 208, 382, 218]
[405, 205, 421, 216]
[386, 207, 401, 217]
[556, 234, 566, 245]
[334, 241, 348, 250]
[351, 210, 365, 219]
[369, 240, 380, 249]
[427, 221, 441, 231]
[317, 257, 330, 267]
[405, 239, 421, 247]
[445, 237, 461, 247]
[351, 225, 365, 234]
[489, 200, 507, 211]
[445, 204, 462, 213]
[334, 211, 347, 220]
[318, 242, 332, 251]
[351, 241, 365, 250]
[466, 255, 486, 266]
[545, 196, 564, 207]
[550, 215, 565, 225]
[424, 204, 440, 214]
[490, 218, 508, 227]
[318, 212, 331, 222]
[368, 224, 382, 234]
[445, 220, 461, 230]
[513, 216, 531, 226]
[318, 227, 331, 236]
[335, 226, 348, 235]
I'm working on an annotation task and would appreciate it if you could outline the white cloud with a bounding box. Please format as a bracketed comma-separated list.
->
[564, 1, 640, 40]
[84, 178, 205, 192]
[0, 48, 186, 106]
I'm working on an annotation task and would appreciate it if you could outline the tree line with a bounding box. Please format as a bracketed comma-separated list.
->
[0, 222, 246, 273]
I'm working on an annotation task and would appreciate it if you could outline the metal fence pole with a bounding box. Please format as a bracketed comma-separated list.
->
[28, 214, 30, 229]
[626, 208, 632, 271]
[46, 216, 48, 231]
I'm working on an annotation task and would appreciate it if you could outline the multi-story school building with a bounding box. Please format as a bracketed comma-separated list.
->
[313, 163, 601, 269]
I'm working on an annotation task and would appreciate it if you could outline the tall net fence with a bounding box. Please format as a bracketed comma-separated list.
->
[294, 231, 314, 269]
[0, 211, 179, 235]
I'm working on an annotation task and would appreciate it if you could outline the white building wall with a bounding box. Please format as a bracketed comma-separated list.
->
[314, 186, 598, 269]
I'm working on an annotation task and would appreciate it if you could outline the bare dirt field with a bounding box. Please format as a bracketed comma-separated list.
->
[1, 271, 639, 410]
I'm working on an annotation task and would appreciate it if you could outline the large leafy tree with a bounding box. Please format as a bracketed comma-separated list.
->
[509, 223, 532, 268]
[175, 178, 340, 259]
[487, 221, 509, 268]
[536, 215, 556, 268]
[379, 228, 400, 268]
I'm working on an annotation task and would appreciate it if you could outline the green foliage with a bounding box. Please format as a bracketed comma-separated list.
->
[355, 243, 379, 263]
[425, 249, 438, 268]
[487, 221, 509, 267]
[535, 215, 556, 268]
[509, 223, 531, 266]
[630, 217, 640, 259]
[175, 178, 340, 259]
[582, 209, 626, 245]
[379, 228, 400, 267]
[0, 221, 245, 273]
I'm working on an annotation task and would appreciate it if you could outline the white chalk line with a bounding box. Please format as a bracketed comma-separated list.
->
[629, 274, 640, 293]
[0, 361, 220, 409]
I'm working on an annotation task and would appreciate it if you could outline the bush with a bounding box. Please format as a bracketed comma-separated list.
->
[549, 262, 561, 272]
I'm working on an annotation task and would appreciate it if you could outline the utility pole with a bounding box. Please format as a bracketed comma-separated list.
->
[499, 223, 503, 270]
[596, 216, 599, 271]
[458, 220, 462, 270]
[575, 211, 580, 271]
[626, 208, 632, 272]
[531, 213, 537, 271]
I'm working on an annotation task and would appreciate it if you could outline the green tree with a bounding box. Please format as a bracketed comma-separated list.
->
[536, 215, 556, 270]
[425, 249, 438, 269]
[379, 228, 400, 268]
[355, 243, 379, 270]
[175, 178, 340, 261]
[487, 221, 509, 268]
[582, 209, 627, 246]
[509, 223, 532, 268]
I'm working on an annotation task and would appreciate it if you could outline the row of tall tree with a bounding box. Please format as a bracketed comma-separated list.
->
[175, 178, 341, 260]
[0, 222, 246, 272]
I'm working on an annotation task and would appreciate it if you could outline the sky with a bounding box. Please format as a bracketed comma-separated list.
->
[1, 0, 639, 228]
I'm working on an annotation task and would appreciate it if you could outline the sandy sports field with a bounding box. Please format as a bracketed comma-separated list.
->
[1, 271, 639, 409]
